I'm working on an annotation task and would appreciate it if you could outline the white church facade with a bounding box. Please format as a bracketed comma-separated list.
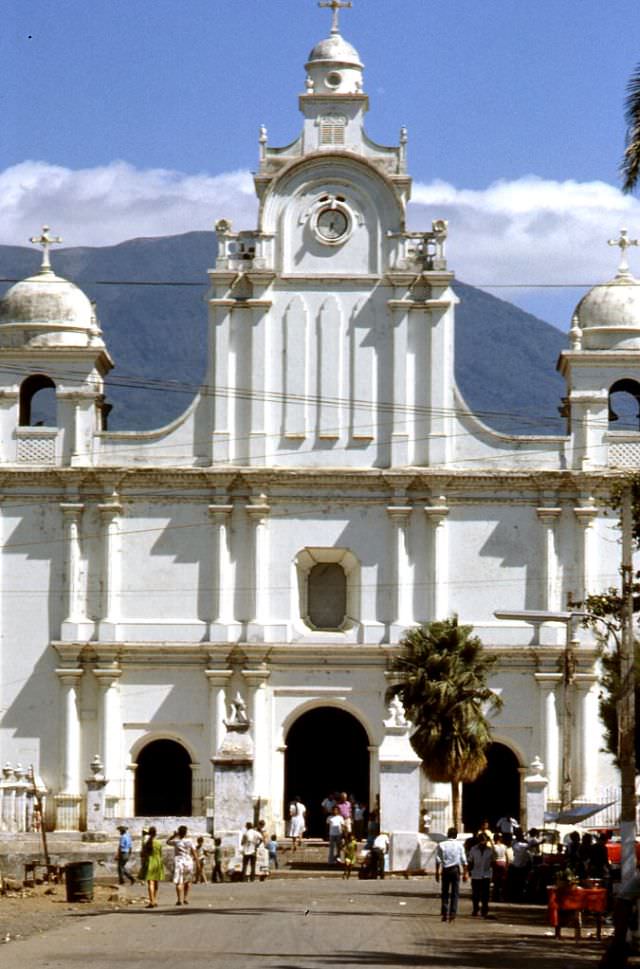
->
[0, 4, 634, 847]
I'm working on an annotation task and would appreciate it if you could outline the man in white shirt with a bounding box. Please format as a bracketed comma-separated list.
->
[435, 827, 468, 922]
[371, 832, 390, 879]
[241, 821, 263, 882]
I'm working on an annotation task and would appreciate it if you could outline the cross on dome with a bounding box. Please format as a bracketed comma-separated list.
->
[29, 225, 63, 272]
[608, 227, 639, 275]
[319, 0, 352, 35]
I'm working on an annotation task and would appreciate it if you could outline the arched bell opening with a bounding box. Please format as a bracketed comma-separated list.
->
[608, 378, 640, 431]
[19, 374, 57, 427]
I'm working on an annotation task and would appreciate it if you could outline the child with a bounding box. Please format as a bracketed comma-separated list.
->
[212, 837, 224, 883]
[343, 832, 357, 879]
[268, 833, 278, 870]
[195, 835, 207, 883]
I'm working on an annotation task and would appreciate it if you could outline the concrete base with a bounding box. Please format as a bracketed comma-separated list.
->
[389, 832, 437, 873]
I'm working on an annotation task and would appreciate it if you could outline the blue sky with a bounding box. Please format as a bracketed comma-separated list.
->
[4, 0, 640, 325]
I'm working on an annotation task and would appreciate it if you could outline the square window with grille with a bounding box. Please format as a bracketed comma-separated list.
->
[320, 119, 346, 146]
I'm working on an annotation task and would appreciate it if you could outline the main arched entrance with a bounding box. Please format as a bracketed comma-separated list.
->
[462, 742, 521, 833]
[285, 707, 370, 837]
[135, 739, 192, 816]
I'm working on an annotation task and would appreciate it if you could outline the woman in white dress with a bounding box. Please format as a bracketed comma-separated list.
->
[167, 825, 198, 906]
[288, 796, 306, 852]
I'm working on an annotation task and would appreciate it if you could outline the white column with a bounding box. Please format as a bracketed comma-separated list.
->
[98, 500, 122, 636]
[56, 669, 83, 793]
[387, 504, 413, 636]
[534, 673, 561, 803]
[1, 765, 15, 832]
[573, 502, 598, 599]
[249, 295, 273, 462]
[425, 499, 449, 621]
[389, 298, 410, 464]
[574, 673, 600, 802]
[208, 503, 234, 635]
[242, 667, 271, 797]
[205, 669, 233, 757]
[246, 494, 271, 632]
[211, 300, 234, 463]
[60, 502, 92, 639]
[94, 667, 122, 789]
[536, 507, 562, 611]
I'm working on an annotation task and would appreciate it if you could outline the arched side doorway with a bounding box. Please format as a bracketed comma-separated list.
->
[462, 742, 521, 834]
[135, 739, 192, 816]
[285, 707, 370, 838]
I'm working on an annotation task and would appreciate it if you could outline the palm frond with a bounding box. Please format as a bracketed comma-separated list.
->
[622, 65, 640, 193]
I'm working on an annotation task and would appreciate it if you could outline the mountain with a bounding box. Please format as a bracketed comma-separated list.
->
[0, 232, 567, 435]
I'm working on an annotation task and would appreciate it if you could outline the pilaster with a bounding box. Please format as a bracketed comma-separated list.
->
[386, 503, 413, 638]
[208, 503, 238, 639]
[536, 507, 562, 612]
[246, 494, 271, 637]
[60, 502, 93, 639]
[97, 500, 122, 639]
[94, 666, 123, 794]
[424, 499, 449, 621]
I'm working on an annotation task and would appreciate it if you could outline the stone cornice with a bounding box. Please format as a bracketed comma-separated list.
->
[50, 640, 600, 674]
[0, 466, 629, 501]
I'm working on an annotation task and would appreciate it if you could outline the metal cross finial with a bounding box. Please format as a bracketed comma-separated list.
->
[29, 225, 63, 272]
[608, 227, 639, 274]
[319, 0, 352, 35]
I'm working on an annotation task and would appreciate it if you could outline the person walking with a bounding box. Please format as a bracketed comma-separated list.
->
[435, 827, 468, 922]
[343, 832, 358, 879]
[491, 832, 510, 902]
[194, 836, 207, 883]
[116, 825, 136, 886]
[240, 821, 263, 882]
[167, 825, 197, 906]
[141, 826, 165, 908]
[288, 796, 306, 852]
[267, 833, 278, 870]
[211, 837, 224, 883]
[468, 832, 493, 918]
[327, 805, 345, 864]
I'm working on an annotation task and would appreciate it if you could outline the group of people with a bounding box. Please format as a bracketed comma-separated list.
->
[239, 820, 279, 881]
[435, 815, 614, 922]
[116, 824, 226, 907]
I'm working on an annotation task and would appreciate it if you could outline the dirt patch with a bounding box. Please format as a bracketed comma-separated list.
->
[0, 882, 148, 946]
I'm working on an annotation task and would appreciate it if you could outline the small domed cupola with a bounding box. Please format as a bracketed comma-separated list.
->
[0, 226, 105, 350]
[305, 0, 364, 96]
[575, 228, 640, 350]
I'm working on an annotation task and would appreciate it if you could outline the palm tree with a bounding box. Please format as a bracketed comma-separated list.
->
[386, 616, 502, 829]
[622, 65, 640, 193]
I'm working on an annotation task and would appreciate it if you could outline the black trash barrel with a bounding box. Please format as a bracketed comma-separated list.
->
[65, 861, 94, 902]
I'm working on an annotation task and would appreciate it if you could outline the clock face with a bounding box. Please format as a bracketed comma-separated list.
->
[316, 207, 349, 243]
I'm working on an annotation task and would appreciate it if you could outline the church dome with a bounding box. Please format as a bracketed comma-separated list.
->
[307, 33, 363, 68]
[574, 231, 640, 350]
[0, 262, 103, 350]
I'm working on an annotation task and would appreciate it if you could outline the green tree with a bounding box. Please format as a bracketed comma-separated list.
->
[623, 66, 640, 193]
[386, 616, 502, 829]
[576, 586, 640, 771]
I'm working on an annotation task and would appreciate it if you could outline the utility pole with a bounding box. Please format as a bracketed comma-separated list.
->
[619, 486, 637, 885]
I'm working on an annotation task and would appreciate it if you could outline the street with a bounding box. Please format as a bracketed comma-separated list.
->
[1, 877, 605, 968]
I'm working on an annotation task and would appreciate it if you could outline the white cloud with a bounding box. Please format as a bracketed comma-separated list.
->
[0, 161, 257, 248]
[1, 162, 639, 304]
[409, 175, 640, 288]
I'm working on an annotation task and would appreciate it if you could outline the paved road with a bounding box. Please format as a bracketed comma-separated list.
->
[3, 878, 605, 968]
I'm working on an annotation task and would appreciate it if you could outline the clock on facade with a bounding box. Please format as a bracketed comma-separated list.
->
[315, 206, 350, 244]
